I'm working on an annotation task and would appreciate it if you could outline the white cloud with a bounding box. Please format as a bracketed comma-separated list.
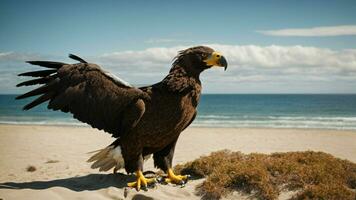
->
[98, 47, 182, 65]
[93, 44, 356, 93]
[1, 44, 356, 93]
[96, 44, 356, 73]
[0, 52, 42, 62]
[257, 25, 356, 37]
[209, 44, 356, 70]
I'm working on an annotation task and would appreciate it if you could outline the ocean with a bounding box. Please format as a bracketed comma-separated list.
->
[1, 94, 356, 130]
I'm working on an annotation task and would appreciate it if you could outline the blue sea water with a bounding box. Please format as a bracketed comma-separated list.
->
[1, 94, 356, 130]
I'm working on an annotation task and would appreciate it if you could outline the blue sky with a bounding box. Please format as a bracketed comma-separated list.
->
[1, 0, 356, 93]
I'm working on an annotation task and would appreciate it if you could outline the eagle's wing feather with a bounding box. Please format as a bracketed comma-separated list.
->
[182, 111, 197, 132]
[16, 56, 147, 137]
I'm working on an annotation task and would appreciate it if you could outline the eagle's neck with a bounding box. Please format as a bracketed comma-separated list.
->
[161, 64, 201, 96]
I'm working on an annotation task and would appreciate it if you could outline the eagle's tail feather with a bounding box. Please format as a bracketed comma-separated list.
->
[92, 157, 113, 169]
[87, 145, 125, 172]
[87, 146, 113, 162]
[99, 160, 117, 172]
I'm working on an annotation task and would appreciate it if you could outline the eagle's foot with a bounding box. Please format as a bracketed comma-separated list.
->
[164, 168, 188, 186]
[127, 170, 157, 191]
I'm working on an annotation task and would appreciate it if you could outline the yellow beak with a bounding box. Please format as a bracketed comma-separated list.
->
[203, 52, 228, 71]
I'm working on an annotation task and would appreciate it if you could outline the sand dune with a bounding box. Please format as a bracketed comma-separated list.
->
[0, 125, 355, 199]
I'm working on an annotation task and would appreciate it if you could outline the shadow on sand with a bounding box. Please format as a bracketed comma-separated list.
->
[0, 173, 136, 191]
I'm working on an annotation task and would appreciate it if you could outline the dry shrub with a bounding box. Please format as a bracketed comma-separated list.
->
[290, 183, 354, 200]
[174, 150, 356, 200]
[175, 150, 243, 178]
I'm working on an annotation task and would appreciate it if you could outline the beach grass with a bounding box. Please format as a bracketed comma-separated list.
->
[175, 150, 356, 200]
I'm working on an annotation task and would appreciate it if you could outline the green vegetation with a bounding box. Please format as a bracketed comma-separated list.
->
[174, 150, 356, 200]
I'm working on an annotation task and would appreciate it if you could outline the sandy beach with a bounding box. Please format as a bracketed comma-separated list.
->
[0, 124, 355, 199]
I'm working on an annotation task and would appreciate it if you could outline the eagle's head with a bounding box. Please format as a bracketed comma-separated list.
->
[173, 46, 228, 75]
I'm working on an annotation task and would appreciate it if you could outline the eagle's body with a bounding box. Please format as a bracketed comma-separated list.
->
[16, 46, 227, 190]
[116, 65, 201, 173]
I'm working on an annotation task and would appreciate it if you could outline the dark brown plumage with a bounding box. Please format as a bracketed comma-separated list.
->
[16, 46, 228, 190]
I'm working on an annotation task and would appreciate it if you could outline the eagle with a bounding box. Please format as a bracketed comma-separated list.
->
[16, 46, 227, 190]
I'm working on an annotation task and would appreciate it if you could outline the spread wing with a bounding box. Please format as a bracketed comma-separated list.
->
[16, 54, 148, 137]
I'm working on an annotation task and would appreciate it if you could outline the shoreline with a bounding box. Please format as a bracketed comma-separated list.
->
[1, 123, 356, 132]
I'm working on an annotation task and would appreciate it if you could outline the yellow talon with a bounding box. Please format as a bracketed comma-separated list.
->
[127, 170, 156, 191]
[165, 168, 188, 185]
